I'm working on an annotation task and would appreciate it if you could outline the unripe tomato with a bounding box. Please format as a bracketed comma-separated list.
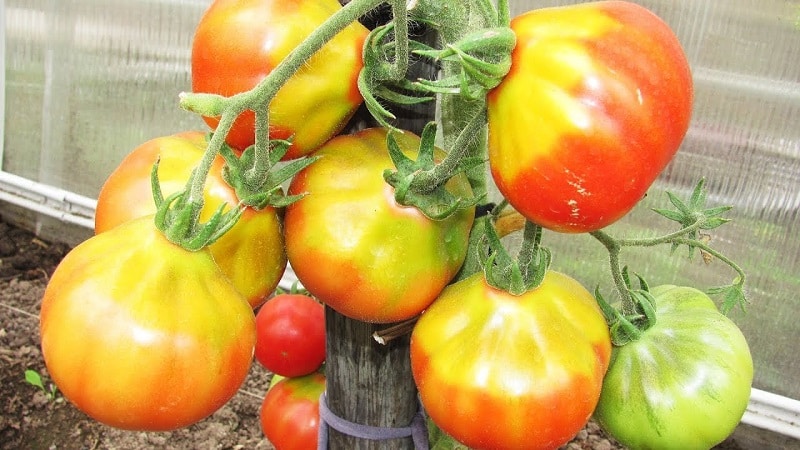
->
[488, 1, 693, 233]
[255, 293, 326, 377]
[594, 285, 753, 450]
[411, 270, 612, 450]
[95, 131, 286, 309]
[40, 216, 256, 431]
[191, 0, 368, 158]
[260, 372, 326, 450]
[283, 128, 475, 323]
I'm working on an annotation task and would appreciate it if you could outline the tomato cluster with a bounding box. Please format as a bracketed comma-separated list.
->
[38, 1, 754, 449]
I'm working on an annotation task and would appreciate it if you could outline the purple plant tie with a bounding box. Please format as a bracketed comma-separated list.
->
[317, 392, 429, 450]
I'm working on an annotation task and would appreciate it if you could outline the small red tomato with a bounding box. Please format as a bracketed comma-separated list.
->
[255, 294, 326, 377]
[260, 372, 326, 450]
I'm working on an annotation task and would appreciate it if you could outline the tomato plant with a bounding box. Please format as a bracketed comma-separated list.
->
[487, 1, 693, 233]
[94, 131, 286, 309]
[410, 270, 612, 450]
[283, 127, 475, 323]
[39, 216, 257, 431]
[255, 293, 326, 377]
[260, 372, 326, 450]
[593, 284, 753, 450]
[191, 0, 369, 159]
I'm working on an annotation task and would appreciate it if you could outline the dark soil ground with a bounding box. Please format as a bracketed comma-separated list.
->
[0, 215, 747, 449]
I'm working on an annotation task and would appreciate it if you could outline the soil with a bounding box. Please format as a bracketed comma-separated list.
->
[0, 215, 745, 450]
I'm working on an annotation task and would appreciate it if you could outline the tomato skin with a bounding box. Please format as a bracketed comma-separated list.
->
[260, 372, 326, 450]
[255, 294, 326, 377]
[95, 131, 286, 309]
[40, 216, 257, 431]
[594, 285, 753, 450]
[410, 271, 612, 450]
[488, 1, 693, 233]
[283, 128, 475, 323]
[191, 0, 368, 159]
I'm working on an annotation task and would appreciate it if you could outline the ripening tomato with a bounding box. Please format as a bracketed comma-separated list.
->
[255, 293, 326, 377]
[410, 270, 612, 450]
[40, 216, 256, 431]
[260, 372, 326, 450]
[95, 131, 286, 309]
[283, 128, 475, 323]
[594, 285, 753, 450]
[191, 0, 368, 158]
[488, 1, 693, 233]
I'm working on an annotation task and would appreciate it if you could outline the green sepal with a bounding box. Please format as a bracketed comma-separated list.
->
[382, 123, 483, 220]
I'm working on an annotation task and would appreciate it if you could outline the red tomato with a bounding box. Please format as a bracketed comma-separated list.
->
[40, 216, 256, 431]
[255, 294, 326, 377]
[95, 131, 286, 309]
[191, 0, 368, 158]
[283, 128, 475, 323]
[260, 372, 326, 450]
[411, 270, 612, 450]
[488, 1, 693, 232]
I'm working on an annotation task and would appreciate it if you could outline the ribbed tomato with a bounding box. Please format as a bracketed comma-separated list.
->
[488, 1, 693, 232]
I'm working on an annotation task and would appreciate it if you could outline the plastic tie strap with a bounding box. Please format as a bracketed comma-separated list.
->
[317, 392, 429, 450]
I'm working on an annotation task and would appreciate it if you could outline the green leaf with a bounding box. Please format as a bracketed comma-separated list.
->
[24, 370, 44, 390]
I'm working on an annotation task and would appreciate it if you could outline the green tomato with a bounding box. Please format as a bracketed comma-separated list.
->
[594, 285, 753, 450]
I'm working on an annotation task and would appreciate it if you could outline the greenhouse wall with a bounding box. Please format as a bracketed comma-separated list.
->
[2, 0, 799, 440]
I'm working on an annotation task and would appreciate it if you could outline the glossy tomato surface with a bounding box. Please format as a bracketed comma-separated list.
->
[40, 216, 256, 431]
[260, 372, 326, 450]
[283, 128, 475, 323]
[488, 1, 693, 233]
[410, 271, 612, 450]
[191, 0, 368, 158]
[95, 131, 286, 308]
[594, 285, 753, 450]
[255, 294, 326, 377]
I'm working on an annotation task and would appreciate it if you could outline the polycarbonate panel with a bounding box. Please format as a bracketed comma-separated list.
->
[501, 0, 800, 399]
[3, 0, 209, 197]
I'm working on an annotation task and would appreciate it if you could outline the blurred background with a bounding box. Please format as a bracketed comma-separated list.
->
[2, 0, 799, 439]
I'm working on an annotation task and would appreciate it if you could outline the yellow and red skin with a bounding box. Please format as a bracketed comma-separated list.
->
[488, 1, 693, 233]
[40, 216, 256, 431]
[95, 131, 286, 309]
[260, 372, 326, 450]
[411, 271, 612, 450]
[283, 128, 475, 323]
[191, 0, 368, 159]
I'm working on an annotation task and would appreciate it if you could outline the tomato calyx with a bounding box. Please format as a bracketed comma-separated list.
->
[414, 26, 515, 101]
[594, 269, 659, 346]
[478, 208, 552, 296]
[383, 122, 483, 220]
[218, 136, 317, 210]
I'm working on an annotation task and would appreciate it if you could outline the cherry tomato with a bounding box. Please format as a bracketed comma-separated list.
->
[191, 0, 368, 158]
[488, 1, 693, 232]
[260, 372, 326, 450]
[255, 294, 326, 377]
[410, 270, 612, 450]
[594, 285, 753, 450]
[283, 128, 475, 323]
[95, 131, 286, 308]
[40, 216, 256, 431]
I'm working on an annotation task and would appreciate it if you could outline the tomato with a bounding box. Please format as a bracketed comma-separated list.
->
[410, 270, 612, 450]
[39, 216, 256, 431]
[255, 293, 326, 377]
[191, 0, 368, 159]
[487, 1, 693, 233]
[283, 128, 475, 323]
[95, 131, 286, 309]
[260, 372, 326, 450]
[593, 285, 753, 450]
